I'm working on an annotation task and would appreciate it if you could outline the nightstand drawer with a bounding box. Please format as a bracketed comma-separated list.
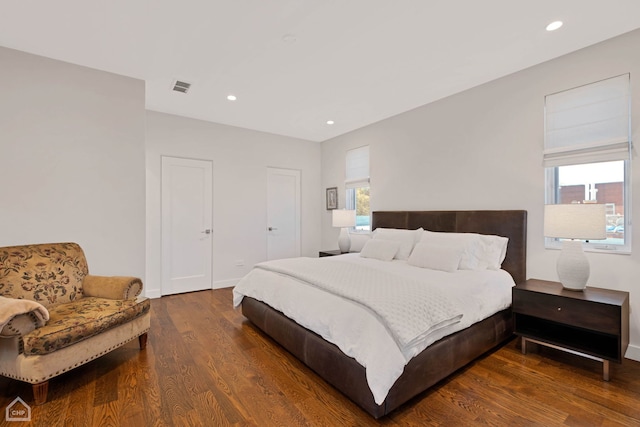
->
[513, 288, 620, 335]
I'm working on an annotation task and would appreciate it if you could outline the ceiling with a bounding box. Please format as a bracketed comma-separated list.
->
[2, 1, 640, 142]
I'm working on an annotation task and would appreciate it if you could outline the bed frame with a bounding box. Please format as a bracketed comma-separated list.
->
[241, 210, 527, 418]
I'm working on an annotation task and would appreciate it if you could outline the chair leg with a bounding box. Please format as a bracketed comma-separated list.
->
[138, 332, 148, 350]
[32, 381, 49, 405]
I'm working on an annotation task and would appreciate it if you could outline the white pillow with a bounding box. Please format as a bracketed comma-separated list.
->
[419, 230, 482, 270]
[359, 239, 401, 261]
[407, 243, 462, 272]
[349, 232, 372, 253]
[420, 230, 509, 270]
[477, 234, 509, 270]
[372, 228, 424, 260]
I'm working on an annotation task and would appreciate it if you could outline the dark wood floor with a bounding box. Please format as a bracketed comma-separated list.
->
[2, 287, 640, 426]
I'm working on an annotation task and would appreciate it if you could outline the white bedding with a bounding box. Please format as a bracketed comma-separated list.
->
[233, 253, 515, 405]
[253, 257, 463, 352]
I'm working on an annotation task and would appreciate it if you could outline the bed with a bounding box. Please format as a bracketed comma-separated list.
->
[235, 210, 527, 418]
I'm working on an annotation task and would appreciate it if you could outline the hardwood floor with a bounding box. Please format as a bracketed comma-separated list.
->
[2, 287, 640, 426]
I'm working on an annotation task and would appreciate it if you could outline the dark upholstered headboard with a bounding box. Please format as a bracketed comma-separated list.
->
[372, 210, 527, 284]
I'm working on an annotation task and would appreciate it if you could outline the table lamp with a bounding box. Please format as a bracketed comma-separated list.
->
[332, 209, 356, 253]
[544, 203, 606, 291]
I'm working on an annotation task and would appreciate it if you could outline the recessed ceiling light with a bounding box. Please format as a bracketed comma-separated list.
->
[227, 95, 237, 101]
[546, 21, 563, 31]
[326, 120, 334, 125]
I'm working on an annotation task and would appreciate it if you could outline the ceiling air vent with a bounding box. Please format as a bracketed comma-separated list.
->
[172, 80, 191, 93]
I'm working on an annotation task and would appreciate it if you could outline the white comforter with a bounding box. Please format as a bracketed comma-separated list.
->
[233, 253, 515, 405]
[253, 257, 463, 352]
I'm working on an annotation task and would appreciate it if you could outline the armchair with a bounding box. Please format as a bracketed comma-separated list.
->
[0, 242, 150, 404]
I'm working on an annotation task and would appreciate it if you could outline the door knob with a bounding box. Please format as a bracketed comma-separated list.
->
[268, 227, 278, 231]
[201, 229, 211, 234]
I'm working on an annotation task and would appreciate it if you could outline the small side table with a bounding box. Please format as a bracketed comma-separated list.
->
[513, 279, 629, 381]
[319, 250, 343, 257]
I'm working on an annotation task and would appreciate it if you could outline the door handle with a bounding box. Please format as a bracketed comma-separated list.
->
[201, 229, 211, 234]
[268, 227, 278, 231]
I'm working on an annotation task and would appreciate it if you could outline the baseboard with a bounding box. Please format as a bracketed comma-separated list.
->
[213, 278, 240, 289]
[145, 288, 162, 299]
[624, 344, 640, 362]
[144, 280, 238, 298]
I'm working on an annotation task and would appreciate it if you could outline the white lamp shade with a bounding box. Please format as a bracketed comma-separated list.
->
[332, 209, 356, 228]
[544, 204, 606, 240]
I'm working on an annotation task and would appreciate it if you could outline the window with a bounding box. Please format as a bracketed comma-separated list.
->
[345, 146, 370, 231]
[544, 74, 631, 252]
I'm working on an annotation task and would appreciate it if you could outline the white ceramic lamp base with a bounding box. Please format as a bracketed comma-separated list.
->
[337, 228, 351, 253]
[557, 240, 590, 291]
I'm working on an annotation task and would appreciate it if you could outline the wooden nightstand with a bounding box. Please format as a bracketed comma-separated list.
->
[513, 279, 629, 380]
[319, 250, 343, 257]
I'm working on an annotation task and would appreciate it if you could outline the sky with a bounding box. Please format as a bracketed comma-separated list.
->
[558, 160, 623, 186]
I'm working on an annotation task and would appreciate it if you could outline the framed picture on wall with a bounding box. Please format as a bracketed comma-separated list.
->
[326, 187, 338, 210]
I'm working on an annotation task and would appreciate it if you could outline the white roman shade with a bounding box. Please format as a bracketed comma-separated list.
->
[544, 74, 631, 168]
[345, 145, 370, 189]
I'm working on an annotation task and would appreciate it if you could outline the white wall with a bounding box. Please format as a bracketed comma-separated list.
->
[321, 28, 640, 360]
[145, 111, 321, 297]
[0, 47, 146, 280]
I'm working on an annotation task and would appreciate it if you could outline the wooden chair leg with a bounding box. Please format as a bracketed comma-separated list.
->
[32, 381, 49, 405]
[139, 332, 148, 349]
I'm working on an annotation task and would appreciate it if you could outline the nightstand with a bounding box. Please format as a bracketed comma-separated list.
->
[319, 250, 343, 257]
[513, 279, 629, 380]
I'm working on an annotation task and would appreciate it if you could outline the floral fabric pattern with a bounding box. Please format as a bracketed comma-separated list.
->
[23, 297, 150, 355]
[0, 243, 87, 307]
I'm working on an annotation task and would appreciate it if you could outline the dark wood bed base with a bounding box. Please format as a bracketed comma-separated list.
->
[241, 210, 527, 418]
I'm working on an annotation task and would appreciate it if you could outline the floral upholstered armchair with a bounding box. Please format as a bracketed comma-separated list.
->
[0, 242, 150, 404]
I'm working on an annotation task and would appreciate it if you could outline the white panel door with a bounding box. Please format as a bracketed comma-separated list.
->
[267, 168, 301, 260]
[161, 156, 213, 295]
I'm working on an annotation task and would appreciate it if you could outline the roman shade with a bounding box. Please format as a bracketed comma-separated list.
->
[543, 74, 631, 168]
[345, 145, 370, 188]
